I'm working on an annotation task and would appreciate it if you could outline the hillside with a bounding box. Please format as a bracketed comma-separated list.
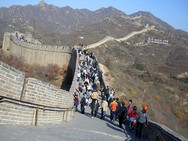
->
[1, 1, 187, 46]
[90, 28, 188, 137]
[0, 1, 188, 138]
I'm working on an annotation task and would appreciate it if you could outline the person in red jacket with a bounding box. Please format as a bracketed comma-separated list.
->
[74, 93, 79, 112]
[128, 106, 138, 131]
[127, 99, 133, 116]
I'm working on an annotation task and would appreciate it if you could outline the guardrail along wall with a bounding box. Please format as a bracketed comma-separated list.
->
[2, 32, 72, 66]
[146, 121, 188, 141]
[0, 60, 74, 126]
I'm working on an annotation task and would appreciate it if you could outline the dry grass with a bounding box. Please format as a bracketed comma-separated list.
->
[98, 60, 188, 138]
[0, 50, 67, 87]
[155, 95, 161, 102]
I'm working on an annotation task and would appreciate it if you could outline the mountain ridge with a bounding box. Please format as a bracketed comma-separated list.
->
[0, 2, 188, 138]
[1, 2, 187, 46]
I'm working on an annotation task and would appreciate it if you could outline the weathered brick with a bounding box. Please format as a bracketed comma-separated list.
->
[6, 73, 15, 79]
[1, 66, 10, 73]
[0, 74, 8, 81]
[0, 79, 6, 83]
[15, 77, 24, 82]
[0, 87, 9, 93]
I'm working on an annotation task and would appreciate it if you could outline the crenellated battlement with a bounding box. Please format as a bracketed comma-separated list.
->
[10, 35, 73, 53]
[2, 32, 73, 66]
[0, 31, 79, 126]
[0, 48, 78, 126]
[1, 32, 187, 141]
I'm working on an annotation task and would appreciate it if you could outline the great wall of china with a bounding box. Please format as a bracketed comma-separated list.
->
[2, 32, 72, 66]
[87, 25, 155, 49]
[0, 32, 187, 141]
[0, 32, 79, 125]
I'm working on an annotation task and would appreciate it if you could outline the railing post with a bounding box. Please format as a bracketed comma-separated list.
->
[35, 107, 39, 126]
[62, 111, 65, 123]
[155, 134, 159, 141]
[73, 107, 75, 118]
[66, 108, 68, 123]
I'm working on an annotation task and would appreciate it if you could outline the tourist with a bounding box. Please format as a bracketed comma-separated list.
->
[74, 93, 79, 112]
[135, 105, 149, 138]
[129, 106, 138, 131]
[117, 101, 127, 128]
[100, 98, 108, 120]
[109, 98, 118, 122]
[80, 93, 86, 114]
[90, 90, 99, 118]
[127, 99, 133, 116]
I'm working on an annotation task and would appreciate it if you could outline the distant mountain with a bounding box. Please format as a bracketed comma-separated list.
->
[1, 1, 187, 46]
[0, 3, 128, 38]
[129, 11, 175, 31]
[0, 1, 188, 74]
[0, 1, 188, 138]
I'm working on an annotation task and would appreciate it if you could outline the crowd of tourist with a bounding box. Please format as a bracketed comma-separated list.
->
[15, 32, 28, 42]
[73, 47, 149, 139]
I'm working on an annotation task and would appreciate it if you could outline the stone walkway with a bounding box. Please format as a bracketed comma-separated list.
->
[0, 107, 148, 141]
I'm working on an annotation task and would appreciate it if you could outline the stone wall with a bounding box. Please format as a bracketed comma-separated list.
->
[0, 61, 25, 100]
[0, 31, 79, 126]
[0, 60, 74, 126]
[2, 32, 72, 66]
[146, 121, 188, 141]
[22, 78, 73, 108]
[1, 32, 186, 140]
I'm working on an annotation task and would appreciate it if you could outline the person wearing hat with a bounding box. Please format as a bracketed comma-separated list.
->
[135, 105, 149, 138]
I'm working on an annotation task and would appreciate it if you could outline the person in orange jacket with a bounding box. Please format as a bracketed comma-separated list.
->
[109, 98, 118, 122]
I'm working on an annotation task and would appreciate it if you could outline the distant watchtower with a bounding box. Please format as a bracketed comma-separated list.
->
[39, 0, 45, 6]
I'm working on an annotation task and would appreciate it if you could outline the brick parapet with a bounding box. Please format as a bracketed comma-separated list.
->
[0, 61, 25, 100]
[0, 31, 78, 126]
[2, 33, 73, 66]
[0, 60, 74, 126]
[22, 78, 73, 108]
[10, 35, 73, 53]
[147, 121, 188, 141]
[69, 49, 79, 93]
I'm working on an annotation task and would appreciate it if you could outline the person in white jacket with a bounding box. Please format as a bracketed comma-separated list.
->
[100, 98, 108, 120]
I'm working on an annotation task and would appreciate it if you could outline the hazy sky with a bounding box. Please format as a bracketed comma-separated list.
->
[1, 0, 188, 32]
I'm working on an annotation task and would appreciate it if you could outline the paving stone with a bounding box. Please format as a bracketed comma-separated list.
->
[0, 107, 148, 141]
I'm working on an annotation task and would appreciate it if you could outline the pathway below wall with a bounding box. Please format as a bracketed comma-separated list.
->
[0, 107, 148, 141]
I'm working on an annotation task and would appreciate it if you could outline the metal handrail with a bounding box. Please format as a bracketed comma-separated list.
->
[146, 123, 167, 141]
[0, 95, 74, 111]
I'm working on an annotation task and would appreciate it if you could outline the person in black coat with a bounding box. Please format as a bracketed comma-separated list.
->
[117, 102, 128, 128]
[80, 93, 86, 114]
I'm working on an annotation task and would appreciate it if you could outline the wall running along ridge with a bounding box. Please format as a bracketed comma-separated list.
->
[0, 32, 79, 125]
[0, 32, 187, 141]
[2, 32, 72, 66]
